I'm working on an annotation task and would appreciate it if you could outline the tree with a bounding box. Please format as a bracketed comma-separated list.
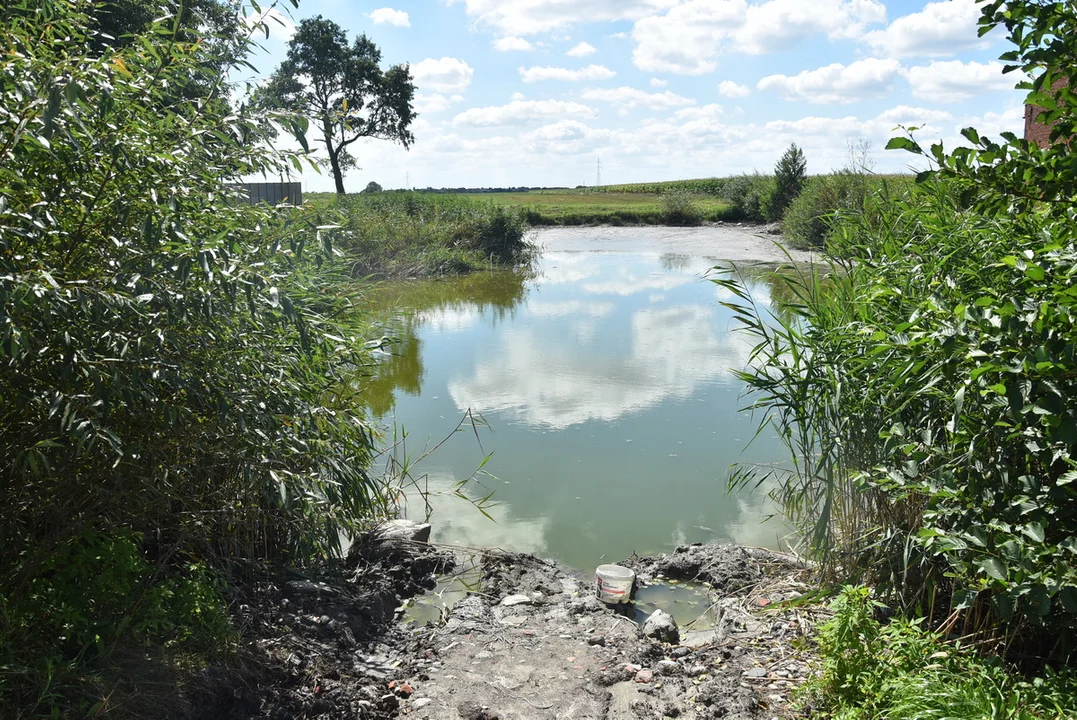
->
[362, 180, 384, 194]
[258, 16, 416, 195]
[768, 142, 807, 221]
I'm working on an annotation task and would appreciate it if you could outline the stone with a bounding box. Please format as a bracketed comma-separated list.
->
[744, 667, 767, 678]
[642, 609, 680, 645]
[500, 594, 532, 607]
[686, 664, 708, 677]
[376, 519, 432, 543]
[670, 646, 691, 659]
[655, 659, 681, 676]
[634, 668, 654, 683]
[413, 698, 432, 710]
[284, 579, 338, 598]
[587, 634, 607, 646]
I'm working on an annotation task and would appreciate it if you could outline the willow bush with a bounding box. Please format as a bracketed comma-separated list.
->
[0, 0, 389, 712]
[719, 0, 1077, 662]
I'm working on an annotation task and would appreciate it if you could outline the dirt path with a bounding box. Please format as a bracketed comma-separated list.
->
[195, 535, 824, 720]
[400, 546, 822, 720]
[532, 225, 817, 264]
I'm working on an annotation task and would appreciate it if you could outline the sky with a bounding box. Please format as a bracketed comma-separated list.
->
[240, 0, 1027, 192]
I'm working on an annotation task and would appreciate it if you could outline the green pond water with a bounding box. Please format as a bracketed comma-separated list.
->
[364, 248, 791, 573]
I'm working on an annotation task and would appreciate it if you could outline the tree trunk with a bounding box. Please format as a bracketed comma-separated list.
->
[328, 148, 346, 195]
[323, 121, 346, 195]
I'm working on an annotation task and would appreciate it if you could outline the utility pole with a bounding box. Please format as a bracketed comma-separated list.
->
[595, 158, 602, 188]
[405, 170, 410, 190]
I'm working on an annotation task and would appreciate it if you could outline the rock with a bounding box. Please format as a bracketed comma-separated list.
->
[642, 609, 680, 645]
[284, 579, 338, 598]
[587, 635, 607, 647]
[655, 659, 681, 676]
[458, 700, 500, 720]
[634, 669, 654, 684]
[376, 519, 432, 543]
[744, 667, 767, 678]
[500, 594, 532, 607]
[686, 664, 708, 677]
[670, 646, 691, 658]
[413, 698, 432, 710]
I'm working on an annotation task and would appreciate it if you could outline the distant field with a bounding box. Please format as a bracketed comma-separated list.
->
[459, 191, 734, 226]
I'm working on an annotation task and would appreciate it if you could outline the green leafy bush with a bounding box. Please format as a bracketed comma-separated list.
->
[807, 586, 1077, 720]
[720, 0, 1077, 653]
[781, 171, 872, 248]
[721, 172, 775, 222]
[0, 0, 387, 712]
[660, 189, 705, 226]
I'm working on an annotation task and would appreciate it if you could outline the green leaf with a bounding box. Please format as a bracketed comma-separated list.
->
[981, 558, 1007, 581]
[885, 137, 922, 154]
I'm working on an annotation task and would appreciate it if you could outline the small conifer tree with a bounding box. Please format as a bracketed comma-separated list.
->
[768, 143, 807, 221]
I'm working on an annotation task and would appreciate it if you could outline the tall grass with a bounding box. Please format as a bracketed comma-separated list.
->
[319, 192, 533, 278]
[718, 180, 1077, 659]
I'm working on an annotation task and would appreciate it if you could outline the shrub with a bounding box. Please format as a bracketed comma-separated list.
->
[0, 1, 384, 712]
[660, 189, 705, 226]
[807, 586, 1077, 720]
[721, 172, 775, 222]
[781, 171, 872, 248]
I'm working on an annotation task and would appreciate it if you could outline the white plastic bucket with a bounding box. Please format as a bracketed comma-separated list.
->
[595, 564, 635, 604]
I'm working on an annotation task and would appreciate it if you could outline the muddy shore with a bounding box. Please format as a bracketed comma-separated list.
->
[533, 224, 817, 264]
[192, 528, 824, 720]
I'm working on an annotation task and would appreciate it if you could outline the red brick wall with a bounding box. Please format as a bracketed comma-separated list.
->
[1024, 78, 1068, 148]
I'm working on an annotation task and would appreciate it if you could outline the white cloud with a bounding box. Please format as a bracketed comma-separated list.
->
[243, 7, 295, 41]
[735, 0, 886, 54]
[863, 0, 988, 58]
[670, 104, 725, 121]
[447, 0, 679, 35]
[718, 81, 751, 98]
[453, 99, 597, 127]
[566, 42, 598, 57]
[905, 60, 1015, 102]
[581, 86, 695, 110]
[519, 64, 617, 82]
[414, 93, 466, 114]
[631, 0, 887, 75]
[631, 0, 744, 75]
[758, 58, 903, 104]
[650, 78, 668, 88]
[493, 36, 535, 51]
[368, 7, 410, 27]
[874, 105, 954, 126]
[411, 57, 474, 93]
[521, 120, 611, 155]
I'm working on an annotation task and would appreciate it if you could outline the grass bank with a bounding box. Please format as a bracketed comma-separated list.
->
[307, 192, 533, 278]
[459, 190, 736, 226]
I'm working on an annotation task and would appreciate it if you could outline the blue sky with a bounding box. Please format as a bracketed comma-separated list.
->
[243, 0, 1026, 192]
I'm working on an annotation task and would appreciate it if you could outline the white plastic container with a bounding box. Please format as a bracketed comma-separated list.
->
[595, 564, 635, 604]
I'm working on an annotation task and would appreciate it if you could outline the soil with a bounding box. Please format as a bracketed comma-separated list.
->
[189, 541, 826, 720]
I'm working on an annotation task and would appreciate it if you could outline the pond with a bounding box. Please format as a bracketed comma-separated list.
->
[363, 228, 795, 573]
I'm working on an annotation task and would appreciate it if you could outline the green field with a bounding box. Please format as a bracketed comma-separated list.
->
[459, 191, 735, 226]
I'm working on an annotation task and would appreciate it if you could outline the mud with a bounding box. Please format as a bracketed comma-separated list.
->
[533, 225, 817, 263]
[190, 541, 824, 720]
